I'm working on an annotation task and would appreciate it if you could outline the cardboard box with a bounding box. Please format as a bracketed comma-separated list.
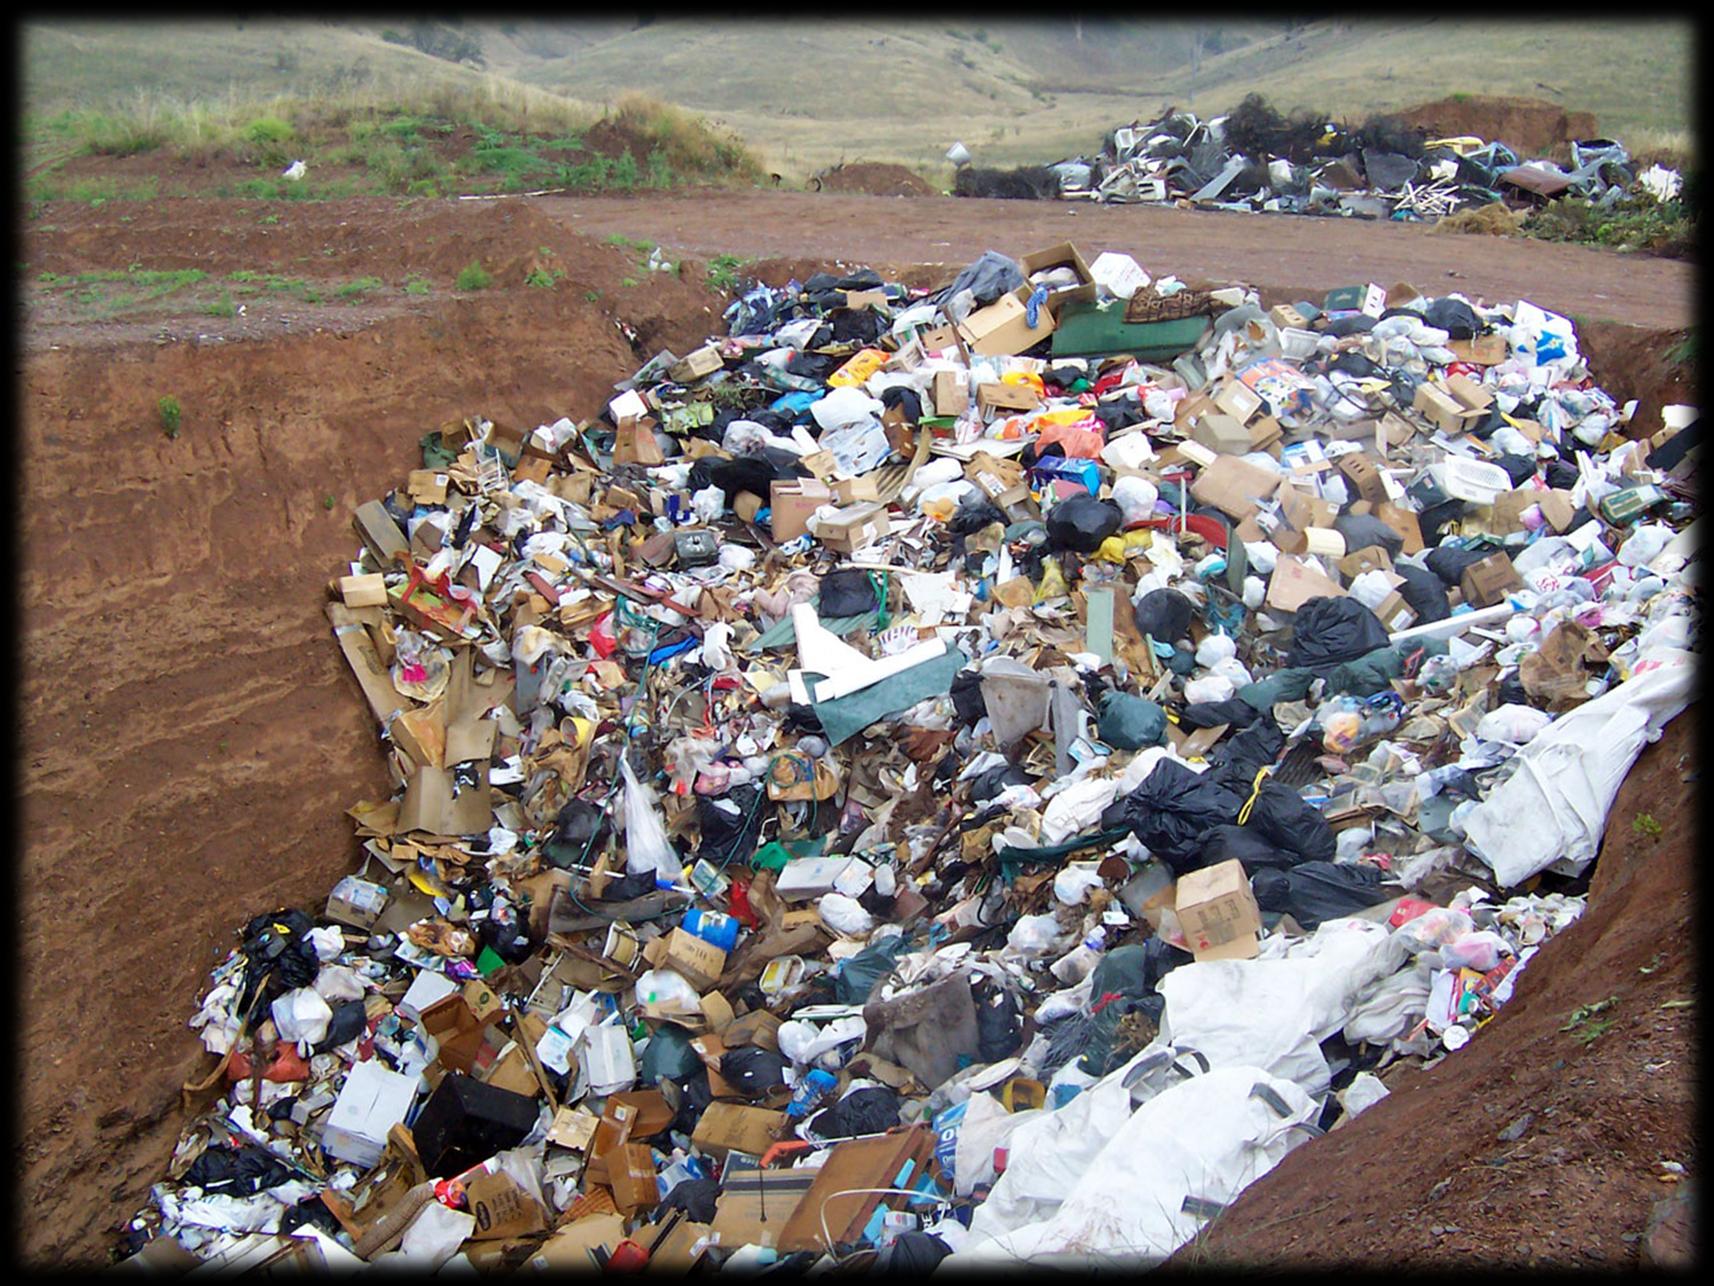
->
[325, 875, 389, 931]
[1323, 283, 1386, 318]
[816, 502, 892, 554]
[1017, 241, 1098, 315]
[528, 1214, 626, 1270]
[1268, 303, 1310, 330]
[339, 574, 389, 608]
[976, 381, 1043, 415]
[1339, 545, 1395, 580]
[691, 1102, 787, 1160]
[917, 324, 959, 353]
[830, 474, 882, 505]
[322, 1060, 420, 1169]
[608, 1142, 661, 1215]
[1190, 454, 1282, 520]
[1336, 452, 1388, 505]
[1370, 590, 1417, 633]
[1444, 374, 1495, 413]
[353, 501, 410, 566]
[1459, 552, 1524, 608]
[1277, 483, 1337, 534]
[1192, 412, 1251, 455]
[723, 1010, 782, 1052]
[407, 469, 449, 505]
[932, 369, 969, 417]
[1247, 415, 1283, 452]
[1173, 859, 1262, 962]
[1373, 502, 1426, 555]
[769, 479, 834, 543]
[668, 345, 724, 383]
[1414, 381, 1477, 434]
[1447, 334, 1508, 366]
[1266, 555, 1347, 613]
[664, 928, 727, 991]
[466, 1171, 548, 1240]
[1213, 379, 1265, 424]
[957, 289, 1055, 358]
[1537, 489, 1577, 533]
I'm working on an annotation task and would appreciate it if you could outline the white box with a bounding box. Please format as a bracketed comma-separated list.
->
[398, 969, 460, 1022]
[774, 857, 856, 902]
[322, 1059, 419, 1169]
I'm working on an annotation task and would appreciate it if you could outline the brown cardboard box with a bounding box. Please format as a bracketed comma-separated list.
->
[1447, 334, 1508, 366]
[918, 324, 959, 353]
[769, 479, 834, 543]
[932, 369, 969, 417]
[668, 345, 724, 383]
[607, 1143, 660, 1216]
[844, 288, 888, 309]
[1174, 859, 1262, 962]
[1192, 412, 1251, 455]
[1190, 455, 1282, 520]
[353, 501, 410, 566]
[1213, 379, 1265, 424]
[1414, 382, 1478, 434]
[1519, 620, 1610, 707]
[957, 289, 1055, 357]
[664, 928, 727, 991]
[1370, 590, 1417, 633]
[1373, 502, 1425, 555]
[1339, 545, 1394, 580]
[612, 418, 665, 466]
[1268, 303, 1310, 330]
[1378, 411, 1417, 450]
[340, 574, 389, 608]
[1277, 483, 1337, 534]
[1266, 555, 1347, 612]
[466, 1171, 548, 1241]
[816, 502, 892, 554]
[1488, 488, 1538, 536]
[528, 1214, 626, 1269]
[723, 1010, 782, 1051]
[830, 474, 882, 505]
[1336, 452, 1388, 505]
[1247, 415, 1283, 452]
[408, 469, 449, 505]
[1537, 489, 1577, 533]
[966, 451, 1028, 506]
[604, 1090, 675, 1139]
[1459, 552, 1524, 607]
[1444, 374, 1495, 413]
[691, 1103, 787, 1160]
[977, 381, 1042, 415]
[1017, 241, 1098, 315]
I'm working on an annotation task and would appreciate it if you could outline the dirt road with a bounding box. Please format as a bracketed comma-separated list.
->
[532, 190, 1694, 330]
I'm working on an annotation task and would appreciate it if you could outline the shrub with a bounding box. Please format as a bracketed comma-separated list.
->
[455, 261, 492, 291]
[157, 395, 182, 438]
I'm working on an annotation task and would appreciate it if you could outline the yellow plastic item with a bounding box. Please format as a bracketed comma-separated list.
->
[1034, 557, 1069, 602]
[1001, 371, 1045, 393]
[1093, 529, 1155, 563]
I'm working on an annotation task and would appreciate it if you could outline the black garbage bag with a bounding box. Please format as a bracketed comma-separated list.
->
[1424, 543, 1493, 587]
[1179, 698, 1263, 731]
[877, 1232, 953, 1273]
[670, 1067, 714, 1137]
[1101, 759, 1247, 872]
[1496, 670, 1537, 709]
[1092, 400, 1147, 434]
[1425, 297, 1482, 340]
[595, 869, 657, 902]
[1207, 714, 1285, 782]
[691, 455, 798, 502]
[313, 1000, 369, 1055]
[834, 934, 912, 1005]
[697, 785, 766, 868]
[1097, 691, 1167, 749]
[881, 387, 924, 424]
[1074, 939, 1194, 1075]
[938, 251, 1026, 307]
[1046, 495, 1123, 553]
[237, 909, 320, 1015]
[280, 1193, 346, 1238]
[1198, 823, 1302, 873]
[809, 1087, 901, 1138]
[1241, 782, 1337, 864]
[657, 1177, 720, 1225]
[184, 1144, 297, 1197]
[969, 761, 1035, 804]
[1166, 642, 1198, 676]
[720, 1047, 789, 1100]
[819, 568, 879, 617]
[1362, 149, 1420, 190]
[1494, 453, 1540, 486]
[1394, 561, 1451, 624]
[477, 907, 534, 964]
[973, 977, 1023, 1063]
[950, 669, 987, 726]
[1251, 862, 1391, 929]
[1324, 314, 1377, 338]
[830, 308, 884, 345]
[1133, 588, 1195, 643]
[1332, 512, 1404, 561]
[543, 798, 611, 869]
[1285, 597, 1391, 670]
[947, 495, 1008, 536]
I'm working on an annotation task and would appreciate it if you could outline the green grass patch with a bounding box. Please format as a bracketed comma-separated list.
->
[157, 395, 182, 438]
[204, 290, 237, 318]
[706, 253, 747, 293]
[336, 276, 384, 301]
[1665, 330, 1696, 366]
[1521, 190, 1696, 258]
[455, 261, 493, 291]
[404, 275, 432, 296]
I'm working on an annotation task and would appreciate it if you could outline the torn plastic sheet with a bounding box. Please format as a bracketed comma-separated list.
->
[809, 640, 966, 746]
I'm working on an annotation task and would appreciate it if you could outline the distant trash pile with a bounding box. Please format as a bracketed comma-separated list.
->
[119, 238, 1698, 1273]
[954, 95, 1682, 223]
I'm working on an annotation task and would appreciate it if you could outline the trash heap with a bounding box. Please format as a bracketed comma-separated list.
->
[994, 100, 1680, 221]
[121, 241, 1699, 1273]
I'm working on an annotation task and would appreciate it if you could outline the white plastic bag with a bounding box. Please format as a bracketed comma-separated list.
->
[270, 987, 333, 1047]
[1111, 474, 1159, 523]
[1475, 703, 1553, 745]
[818, 892, 875, 937]
[1006, 913, 1065, 958]
[621, 757, 684, 883]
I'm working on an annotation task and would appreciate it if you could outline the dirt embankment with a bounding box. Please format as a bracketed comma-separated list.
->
[19, 200, 726, 1266]
[1395, 96, 1601, 156]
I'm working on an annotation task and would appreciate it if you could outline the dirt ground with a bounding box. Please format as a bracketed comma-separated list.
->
[810, 162, 937, 197]
[17, 191, 1699, 1266]
[531, 190, 1694, 332]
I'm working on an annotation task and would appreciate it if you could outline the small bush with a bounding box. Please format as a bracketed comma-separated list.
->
[246, 117, 294, 144]
[157, 395, 182, 438]
[455, 261, 492, 291]
[337, 276, 383, 300]
[403, 275, 431, 296]
[204, 291, 237, 317]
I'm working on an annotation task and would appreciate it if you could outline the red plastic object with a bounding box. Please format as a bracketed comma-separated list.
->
[606, 1240, 650, 1272]
[1388, 896, 1437, 928]
[590, 612, 619, 659]
[1130, 514, 1229, 550]
[226, 1045, 310, 1083]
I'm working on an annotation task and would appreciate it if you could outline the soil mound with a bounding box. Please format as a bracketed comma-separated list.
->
[812, 162, 937, 197]
[1396, 96, 1601, 156]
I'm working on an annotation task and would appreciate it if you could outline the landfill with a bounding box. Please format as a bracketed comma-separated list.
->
[117, 240, 1699, 1273]
[960, 98, 1680, 223]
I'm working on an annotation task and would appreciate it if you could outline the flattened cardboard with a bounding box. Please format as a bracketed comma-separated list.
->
[396, 763, 492, 837]
[1266, 555, 1347, 613]
[353, 501, 410, 566]
[932, 370, 969, 417]
[1190, 455, 1282, 520]
[327, 603, 411, 724]
[466, 1171, 547, 1240]
[977, 381, 1043, 415]
[664, 929, 727, 991]
[691, 1102, 786, 1160]
[1192, 412, 1251, 455]
[1459, 552, 1524, 608]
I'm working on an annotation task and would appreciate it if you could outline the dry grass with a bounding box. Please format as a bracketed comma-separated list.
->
[610, 91, 763, 185]
[1435, 203, 1528, 237]
[1625, 127, 1694, 171]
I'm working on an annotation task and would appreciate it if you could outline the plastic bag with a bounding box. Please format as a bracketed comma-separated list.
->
[270, 987, 333, 1047]
[1097, 691, 1167, 750]
[1046, 496, 1124, 553]
[621, 757, 683, 883]
[1286, 597, 1392, 670]
[819, 892, 876, 937]
[1476, 704, 1553, 745]
[1184, 674, 1235, 705]
[1111, 475, 1160, 524]
[1132, 588, 1195, 643]
[1007, 913, 1066, 957]
[634, 969, 702, 1015]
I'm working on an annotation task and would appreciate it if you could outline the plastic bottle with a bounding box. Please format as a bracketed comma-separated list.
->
[1049, 926, 1106, 984]
[785, 1068, 838, 1120]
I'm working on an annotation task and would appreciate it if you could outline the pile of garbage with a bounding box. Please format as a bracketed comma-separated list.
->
[970, 97, 1682, 222]
[118, 240, 1699, 1273]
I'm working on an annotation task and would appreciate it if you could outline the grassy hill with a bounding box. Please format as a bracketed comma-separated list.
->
[25, 18, 1693, 184]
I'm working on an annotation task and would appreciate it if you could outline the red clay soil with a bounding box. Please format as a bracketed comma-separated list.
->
[18, 199, 726, 1267]
[531, 190, 1694, 331]
[1176, 709, 1699, 1270]
[1394, 96, 1601, 157]
[18, 192, 1699, 1267]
